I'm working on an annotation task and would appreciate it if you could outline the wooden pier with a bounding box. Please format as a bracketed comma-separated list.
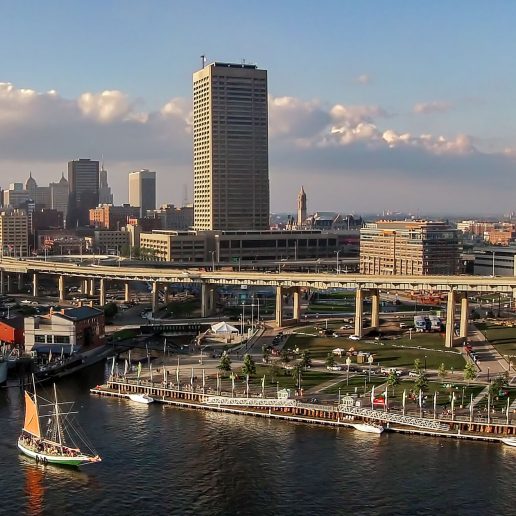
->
[91, 379, 516, 444]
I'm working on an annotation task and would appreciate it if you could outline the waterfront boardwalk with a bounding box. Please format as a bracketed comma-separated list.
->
[91, 377, 516, 444]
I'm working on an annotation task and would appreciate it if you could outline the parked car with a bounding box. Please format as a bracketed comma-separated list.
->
[327, 365, 343, 371]
[348, 335, 360, 341]
[408, 371, 419, 378]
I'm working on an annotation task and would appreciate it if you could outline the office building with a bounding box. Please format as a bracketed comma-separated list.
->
[89, 204, 139, 230]
[360, 220, 462, 275]
[98, 168, 113, 205]
[67, 159, 100, 228]
[0, 209, 29, 257]
[3, 183, 29, 208]
[50, 174, 69, 221]
[147, 204, 194, 230]
[297, 186, 307, 227]
[129, 170, 156, 217]
[193, 61, 269, 231]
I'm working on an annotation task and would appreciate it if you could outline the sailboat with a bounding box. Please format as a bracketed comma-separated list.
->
[17, 382, 102, 467]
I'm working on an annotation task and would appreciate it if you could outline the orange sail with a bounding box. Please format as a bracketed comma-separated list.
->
[23, 391, 41, 438]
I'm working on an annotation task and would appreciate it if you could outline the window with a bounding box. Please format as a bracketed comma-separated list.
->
[35, 335, 45, 343]
[54, 335, 70, 344]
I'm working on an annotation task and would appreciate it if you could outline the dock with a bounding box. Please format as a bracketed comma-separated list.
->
[91, 378, 516, 443]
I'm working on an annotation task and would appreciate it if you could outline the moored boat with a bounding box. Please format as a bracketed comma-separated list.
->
[500, 437, 516, 447]
[18, 381, 102, 467]
[352, 423, 384, 434]
[128, 393, 154, 404]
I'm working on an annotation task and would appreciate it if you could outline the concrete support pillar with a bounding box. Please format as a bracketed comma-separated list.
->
[445, 290, 456, 348]
[6, 274, 11, 294]
[99, 278, 106, 306]
[0, 270, 5, 295]
[32, 273, 38, 298]
[17, 273, 23, 292]
[275, 286, 284, 327]
[370, 288, 380, 330]
[82, 279, 89, 295]
[89, 279, 96, 297]
[354, 288, 364, 338]
[124, 282, 131, 303]
[460, 294, 469, 341]
[201, 283, 215, 318]
[151, 281, 159, 314]
[58, 275, 65, 302]
[292, 287, 301, 322]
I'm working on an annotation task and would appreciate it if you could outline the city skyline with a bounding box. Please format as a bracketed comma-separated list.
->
[1, 1, 516, 214]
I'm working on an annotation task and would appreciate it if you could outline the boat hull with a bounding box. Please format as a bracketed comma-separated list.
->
[17, 440, 100, 467]
[352, 423, 384, 434]
[501, 438, 516, 447]
[128, 393, 154, 404]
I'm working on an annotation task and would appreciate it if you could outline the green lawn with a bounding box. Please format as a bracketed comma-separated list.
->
[476, 322, 516, 360]
[286, 332, 465, 370]
[323, 375, 387, 395]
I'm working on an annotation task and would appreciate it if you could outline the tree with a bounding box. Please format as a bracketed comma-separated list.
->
[387, 371, 400, 395]
[103, 302, 118, 319]
[414, 358, 422, 373]
[463, 362, 477, 385]
[414, 372, 428, 393]
[488, 373, 509, 399]
[262, 347, 271, 364]
[299, 350, 312, 369]
[242, 354, 256, 376]
[438, 363, 448, 381]
[291, 364, 302, 389]
[281, 349, 290, 365]
[325, 353, 336, 368]
[270, 362, 281, 383]
[218, 352, 232, 373]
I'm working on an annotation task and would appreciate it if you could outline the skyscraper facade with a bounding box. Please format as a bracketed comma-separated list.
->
[297, 186, 307, 226]
[128, 169, 156, 217]
[98, 168, 113, 204]
[67, 159, 99, 228]
[193, 62, 269, 231]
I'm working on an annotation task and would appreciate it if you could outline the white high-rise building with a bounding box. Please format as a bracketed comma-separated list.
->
[128, 170, 156, 217]
[193, 61, 269, 230]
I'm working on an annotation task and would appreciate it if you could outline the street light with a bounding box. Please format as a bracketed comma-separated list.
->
[346, 357, 351, 386]
[491, 250, 496, 277]
[424, 355, 427, 371]
[335, 250, 341, 274]
[210, 251, 216, 272]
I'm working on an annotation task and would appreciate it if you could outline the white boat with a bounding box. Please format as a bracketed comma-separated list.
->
[501, 437, 516, 447]
[128, 393, 154, 404]
[352, 423, 384, 434]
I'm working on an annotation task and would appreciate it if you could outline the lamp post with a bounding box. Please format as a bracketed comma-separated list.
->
[241, 302, 245, 337]
[210, 251, 215, 272]
[335, 250, 341, 274]
[424, 355, 427, 371]
[346, 357, 351, 386]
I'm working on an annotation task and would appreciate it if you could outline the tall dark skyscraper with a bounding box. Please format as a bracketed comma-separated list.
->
[67, 158, 99, 228]
[193, 61, 269, 230]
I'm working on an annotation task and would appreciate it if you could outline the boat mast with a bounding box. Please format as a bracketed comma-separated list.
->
[53, 383, 64, 452]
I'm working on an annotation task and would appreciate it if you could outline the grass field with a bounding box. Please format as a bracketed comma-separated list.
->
[475, 322, 516, 360]
[286, 332, 465, 370]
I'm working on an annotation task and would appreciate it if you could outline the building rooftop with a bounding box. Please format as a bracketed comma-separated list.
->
[58, 307, 103, 321]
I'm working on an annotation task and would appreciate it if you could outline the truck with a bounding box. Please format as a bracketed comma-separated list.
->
[428, 315, 443, 332]
[414, 315, 429, 332]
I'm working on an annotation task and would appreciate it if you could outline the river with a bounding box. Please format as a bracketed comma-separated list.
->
[0, 362, 514, 515]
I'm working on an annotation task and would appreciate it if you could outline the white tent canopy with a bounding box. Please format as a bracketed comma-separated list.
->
[211, 321, 239, 333]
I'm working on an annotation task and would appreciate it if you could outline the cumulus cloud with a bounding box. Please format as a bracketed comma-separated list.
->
[413, 100, 453, 115]
[0, 81, 514, 214]
[354, 74, 371, 85]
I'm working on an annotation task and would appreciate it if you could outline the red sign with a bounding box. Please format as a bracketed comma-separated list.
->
[373, 397, 385, 405]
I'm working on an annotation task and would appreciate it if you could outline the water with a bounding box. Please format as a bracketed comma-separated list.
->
[1, 363, 515, 516]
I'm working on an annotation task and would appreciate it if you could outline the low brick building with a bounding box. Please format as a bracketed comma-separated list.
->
[24, 307, 105, 355]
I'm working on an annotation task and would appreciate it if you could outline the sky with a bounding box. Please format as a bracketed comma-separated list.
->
[1, 0, 516, 216]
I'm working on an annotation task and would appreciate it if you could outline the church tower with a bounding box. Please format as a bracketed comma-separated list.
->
[297, 186, 307, 226]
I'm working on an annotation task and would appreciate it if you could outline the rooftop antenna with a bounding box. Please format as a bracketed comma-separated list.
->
[200, 55, 206, 68]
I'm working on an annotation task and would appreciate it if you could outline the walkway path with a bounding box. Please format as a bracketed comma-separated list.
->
[468, 385, 489, 408]
[468, 323, 508, 377]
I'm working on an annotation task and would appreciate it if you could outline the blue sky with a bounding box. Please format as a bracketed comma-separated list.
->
[0, 1, 515, 214]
